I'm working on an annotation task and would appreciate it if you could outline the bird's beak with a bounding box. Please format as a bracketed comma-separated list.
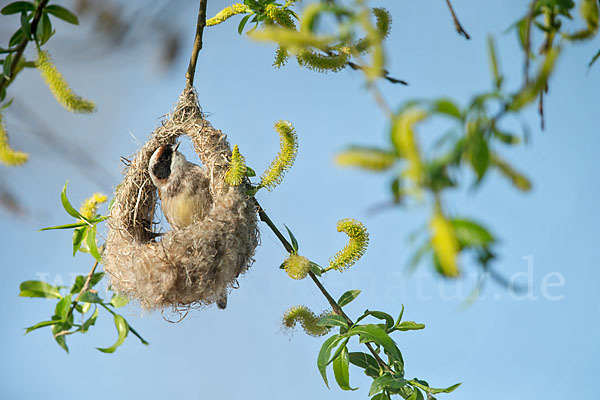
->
[173, 142, 181, 152]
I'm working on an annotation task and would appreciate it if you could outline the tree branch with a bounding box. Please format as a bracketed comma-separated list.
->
[0, 0, 50, 96]
[256, 200, 395, 374]
[185, 0, 208, 90]
[66, 261, 99, 320]
[444, 0, 470, 40]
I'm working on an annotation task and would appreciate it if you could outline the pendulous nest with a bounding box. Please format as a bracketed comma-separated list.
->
[103, 88, 259, 310]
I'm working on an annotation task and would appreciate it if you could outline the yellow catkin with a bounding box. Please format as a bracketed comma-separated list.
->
[335, 147, 396, 171]
[273, 46, 290, 68]
[283, 254, 311, 280]
[429, 210, 460, 277]
[328, 219, 369, 272]
[79, 193, 107, 220]
[36, 50, 95, 113]
[251, 28, 336, 52]
[225, 144, 247, 186]
[206, 3, 251, 26]
[353, 7, 392, 55]
[0, 113, 28, 166]
[392, 109, 427, 183]
[297, 49, 349, 72]
[282, 305, 332, 337]
[259, 120, 298, 191]
[266, 4, 296, 29]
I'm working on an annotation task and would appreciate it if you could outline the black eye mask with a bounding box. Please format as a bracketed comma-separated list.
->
[152, 146, 173, 180]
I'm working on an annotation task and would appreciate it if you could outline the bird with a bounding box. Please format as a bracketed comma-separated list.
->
[148, 143, 228, 309]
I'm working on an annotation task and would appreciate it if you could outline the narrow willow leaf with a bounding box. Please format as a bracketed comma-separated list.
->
[25, 319, 61, 334]
[348, 324, 403, 363]
[51, 322, 69, 353]
[409, 380, 461, 394]
[333, 346, 356, 391]
[45, 4, 79, 25]
[395, 321, 425, 331]
[316, 314, 348, 329]
[78, 291, 103, 303]
[430, 99, 461, 119]
[317, 334, 342, 388]
[81, 307, 98, 332]
[54, 294, 71, 320]
[452, 218, 494, 248]
[96, 314, 129, 353]
[369, 374, 408, 396]
[283, 224, 299, 252]
[348, 352, 380, 378]
[38, 221, 88, 231]
[19, 280, 61, 298]
[1, 2, 34, 15]
[337, 289, 361, 307]
[72, 226, 86, 255]
[61, 181, 84, 220]
[110, 293, 130, 308]
[86, 227, 102, 262]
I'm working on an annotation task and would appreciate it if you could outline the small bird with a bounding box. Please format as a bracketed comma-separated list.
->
[148, 143, 228, 309]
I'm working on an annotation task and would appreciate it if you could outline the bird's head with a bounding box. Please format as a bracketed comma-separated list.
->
[148, 142, 187, 188]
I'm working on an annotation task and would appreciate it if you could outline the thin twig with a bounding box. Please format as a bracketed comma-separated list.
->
[65, 261, 99, 322]
[346, 61, 408, 85]
[256, 200, 395, 374]
[185, 0, 208, 90]
[0, 0, 49, 95]
[444, 0, 470, 40]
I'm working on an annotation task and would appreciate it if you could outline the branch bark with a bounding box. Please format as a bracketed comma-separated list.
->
[444, 0, 470, 40]
[185, 0, 208, 90]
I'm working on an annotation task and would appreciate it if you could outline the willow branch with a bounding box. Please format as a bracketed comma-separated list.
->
[185, 0, 208, 90]
[65, 261, 99, 321]
[444, 0, 470, 40]
[0, 0, 49, 95]
[256, 200, 394, 374]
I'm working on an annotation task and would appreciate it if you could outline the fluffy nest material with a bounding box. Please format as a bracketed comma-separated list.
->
[104, 89, 259, 310]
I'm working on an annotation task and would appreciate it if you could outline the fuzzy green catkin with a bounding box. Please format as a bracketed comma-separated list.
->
[283, 254, 311, 280]
[225, 145, 247, 186]
[206, 3, 251, 26]
[266, 4, 296, 29]
[335, 147, 396, 171]
[251, 28, 336, 52]
[259, 120, 298, 191]
[282, 305, 332, 337]
[297, 49, 349, 73]
[36, 50, 95, 113]
[0, 113, 28, 166]
[273, 46, 290, 68]
[353, 7, 392, 55]
[329, 219, 369, 271]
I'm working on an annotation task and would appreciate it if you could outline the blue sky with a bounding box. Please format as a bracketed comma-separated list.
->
[1, 1, 599, 399]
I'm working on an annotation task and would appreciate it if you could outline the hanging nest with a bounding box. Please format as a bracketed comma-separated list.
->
[104, 89, 259, 310]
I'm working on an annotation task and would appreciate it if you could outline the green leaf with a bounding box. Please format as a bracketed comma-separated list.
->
[467, 130, 489, 181]
[54, 294, 72, 320]
[45, 4, 79, 25]
[337, 290, 361, 307]
[60, 181, 84, 220]
[317, 334, 342, 388]
[369, 374, 408, 396]
[72, 226, 86, 255]
[588, 48, 600, 67]
[37, 11, 53, 45]
[430, 99, 461, 119]
[333, 346, 356, 391]
[81, 307, 98, 332]
[39, 221, 88, 231]
[245, 165, 256, 177]
[110, 293, 130, 308]
[395, 304, 405, 326]
[309, 261, 323, 276]
[395, 321, 425, 331]
[1, 1, 34, 15]
[316, 314, 348, 329]
[348, 325, 403, 364]
[78, 291, 103, 303]
[452, 218, 494, 248]
[409, 380, 461, 395]
[357, 310, 395, 331]
[238, 14, 252, 34]
[3, 53, 13, 79]
[86, 227, 102, 262]
[348, 352, 380, 378]
[96, 314, 129, 353]
[25, 319, 61, 334]
[283, 224, 299, 252]
[21, 11, 31, 39]
[19, 280, 61, 299]
[51, 322, 69, 353]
